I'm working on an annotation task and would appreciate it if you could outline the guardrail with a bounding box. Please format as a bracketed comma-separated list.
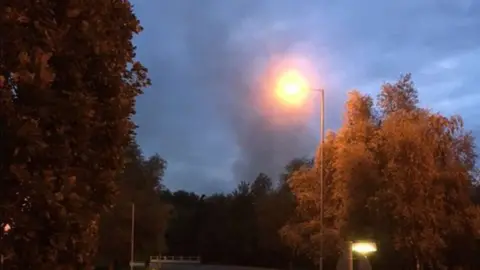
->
[131, 256, 201, 267]
[150, 256, 201, 263]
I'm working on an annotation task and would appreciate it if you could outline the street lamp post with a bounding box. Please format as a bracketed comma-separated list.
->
[347, 241, 354, 270]
[276, 72, 378, 270]
[316, 89, 325, 270]
[130, 203, 135, 270]
[274, 70, 326, 270]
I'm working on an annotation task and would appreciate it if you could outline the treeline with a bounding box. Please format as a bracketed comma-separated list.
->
[92, 147, 308, 269]
[160, 172, 309, 269]
[95, 144, 170, 269]
[165, 75, 480, 269]
[94, 75, 480, 270]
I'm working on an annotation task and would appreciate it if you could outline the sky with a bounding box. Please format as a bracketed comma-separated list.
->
[130, 0, 480, 195]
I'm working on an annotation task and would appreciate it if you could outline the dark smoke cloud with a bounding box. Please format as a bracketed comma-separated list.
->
[133, 0, 319, 189]
[132, 0, 480, 192]
[180, 1, 318, 183]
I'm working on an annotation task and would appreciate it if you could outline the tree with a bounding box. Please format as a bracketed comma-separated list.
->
[96, 143, 170, 269]
[332, 90, 379, 240]
[473, 169, 480, 204]
[160, 169, 307, 269]
[162, 190, 202, 257]
[250, 173, 272, 198]
[281, 132, 341, 268]
[371, 76, 478, 269]
[251, 173, 291, 267]
[284, 74, 480, 269]
[0, 0, 149, 268]
[369, 109, 478, 269]
[377, 73, 418, 115]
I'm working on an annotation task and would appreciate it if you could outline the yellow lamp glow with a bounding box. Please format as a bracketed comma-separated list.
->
[351, 242, 377, 255]
[275, 69, 310, 106]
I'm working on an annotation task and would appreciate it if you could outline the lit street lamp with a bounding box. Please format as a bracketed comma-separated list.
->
[275, 69, 326, 270]
[348, 241, 377, 270]
[352, 242, 377, 255]
[1, 223, 12, 270]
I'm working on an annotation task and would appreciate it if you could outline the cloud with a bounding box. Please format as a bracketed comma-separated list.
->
[131, 0, 480, 193]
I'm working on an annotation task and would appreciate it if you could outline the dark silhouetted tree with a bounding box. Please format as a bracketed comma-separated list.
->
[96, 143, 170, 269]
[0, 0, 149, 268]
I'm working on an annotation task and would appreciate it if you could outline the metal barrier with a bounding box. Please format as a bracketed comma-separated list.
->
[131, 256, 201, 268]
[150, 256, 201, 264]
[130, 256, 201, 268]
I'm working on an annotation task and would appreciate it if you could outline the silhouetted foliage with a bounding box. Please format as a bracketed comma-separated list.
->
[161, 172, 312, 269]
[96, 142, 170, 269]
[0, 0, 149, 268]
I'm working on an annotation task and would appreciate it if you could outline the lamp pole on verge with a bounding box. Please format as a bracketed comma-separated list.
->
[316, 89, 325, 270]
[347, 241, 353, 270]
[273, 70, 326, 270]
[130, 203, 135, 270]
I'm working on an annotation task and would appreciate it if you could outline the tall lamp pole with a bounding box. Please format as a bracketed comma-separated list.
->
[130, 203, 135, 270]
[273, 70, 326, 270]
[315, 89, 325, 270]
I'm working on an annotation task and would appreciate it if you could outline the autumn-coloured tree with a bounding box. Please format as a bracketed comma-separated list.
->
[284, 74, 479, 269]
[377, 73, 418, 115]
[0, 0, 149, 268]
[370, 76, 478, 269]
[332, 90, 379, 240]
[280, 132, 341, 268]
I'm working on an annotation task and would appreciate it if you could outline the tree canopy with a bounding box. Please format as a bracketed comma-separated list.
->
[96, 143, 170, 269]
[0, 0, 149, 268]
[283, 74, 480, 269]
